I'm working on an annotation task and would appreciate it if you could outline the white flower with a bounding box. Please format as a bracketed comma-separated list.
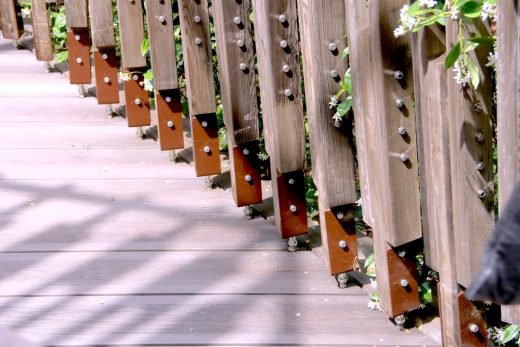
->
[368, 301, 381, 311]
[257, 152, 269, 161]
[481, 2, 497, 22]
[143, 79, 154, 92]
[332, 112, 342, 122]
[398, 4, 417, 31]
[419, 0, 437, 8]
[394, 25, 406, 38]
[329, 95, 339, 109]
[450, 7, 459, 20]
[119, 72, 131, 82]
[453, 58, 472, 86]
[485, 52, 497, 69]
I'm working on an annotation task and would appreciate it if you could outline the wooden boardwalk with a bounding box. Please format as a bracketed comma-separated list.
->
[0, 37, 438, 346]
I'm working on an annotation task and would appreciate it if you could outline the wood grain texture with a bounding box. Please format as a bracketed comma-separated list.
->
[30, 0, 53, 61]
[497, 0, 520, 325]
[212, 0, 259, 145]
[64, 0, 87, 29]
[178, 0, 216, 115]
[144, 0, 178, 90]
[446, 18, 494, 288]
[116, 0, 146, 70]
[252, 0, 306, 175]
[88, 0, 115, 49]
[0, 0, 21, 40]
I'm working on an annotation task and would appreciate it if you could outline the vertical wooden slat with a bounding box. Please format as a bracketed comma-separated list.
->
[498, 0, 520, 325]
[213, 0, 262, 207]
[116, 0, 146, 71]
[252, 0, 308, 238]
[178, 0, 220, 177]
[89, 0, 115, 49]
[30, 0, 53, 61]
[298, 0, 357, 275]
[64, 0, 87, 29]
[0, 0, 22, 40]
[346, 0, 420, 317]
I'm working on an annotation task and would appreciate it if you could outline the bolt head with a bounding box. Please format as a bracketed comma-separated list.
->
[475, 132, 484, 143]
[132, 74, 139, 81]
[282, 64, 290, 73]
[195, 37, 203, 45]
[203, 146, 211, 153]
[328, 42, 337, 51]
[394, 314, 406, 326]
[474, 103, 482, 112]
[469, 324, 479, 333]
[194, 15, 201, 23]
[76, 57, 83, 64]
[244, 174, 252, 182]
[330, 69, 339, 78]
[289, 204, 297, 213]
[400, 153, 409, 162]
[134, 98, 141, 105]
[338, 240, 347, 248]
[334, 119, 342, 128]
[201, 121, 208, 128]
[74, 34, 81, 41]
[242, 148, 250, 155]
[400, 279, 409, 287]
[103, 77, 110, 84]
[236, 39, 245, 47]
[233, 16, 241, 25]
[336, 212, 344, 219]
[280, 40, 288, 48]
[278, 14, 287, 23]
[398, 127, 407, 136]
[398, 250, 406, 257]
[284, 89, 292, 97]
[476, 161, 485, 171]
[395, 99, 405, 108]
[167, 120, 174, 128]
[239, 63, 247, 71]
[288, 178, 295, 185]
[159, 15, 166, 23]
[101, 53, 108, 60]
[477, 189, 487, 199]
[394, 70, 404, 80]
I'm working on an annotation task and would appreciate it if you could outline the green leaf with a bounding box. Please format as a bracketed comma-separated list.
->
[501, 325, 520, 343]
[341, 46, 350, 59]
[445, 41, 462, 68]
[370, 292, 379, 302]
[468, 36, 495, 45]
[54, 50, 68, 63]
[459, 0, 483, 18]
[140, 38, 149, 57]
[464, 41, 479, 52]
[465, 56, 480, 89]
[336, 98, 353, 117]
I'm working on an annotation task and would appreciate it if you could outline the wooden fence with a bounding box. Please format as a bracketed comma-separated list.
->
[0, 0, 518, 346]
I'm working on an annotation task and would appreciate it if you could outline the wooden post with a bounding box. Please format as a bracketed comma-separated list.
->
[213, 0, 262, 207]
[0, 0, 22, 40]
[345, 0, 421, 318]
[178, 0, 220, 177]
[116, 0, 150, 128]
[89, 0, 119, 105]
[251, 0, 308, 238]
[497, 0, 520, 325]
[297, 0, 357, 275]
[64, 0, 88, 29]
[144, 0, 183, 151]
[64, 0, 91, 85]
[30, 0, 53, 62]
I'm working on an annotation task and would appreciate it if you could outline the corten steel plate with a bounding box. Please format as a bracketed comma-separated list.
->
[67, 29, 91, 85]
[191, 113, 221, 177]
[93, 48, 120, 105]
[324, 207, 358, 275]
[124, 73, 151, 127]
[231, 146, 262, 207]
[458, 292, 487, 346]
[156, 90, 184, 150]
[276, 171, 308, 238]
[386, 247, 420, 317]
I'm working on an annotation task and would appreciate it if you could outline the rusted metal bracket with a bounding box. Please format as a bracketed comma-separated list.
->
[191, 114, 221, 177]
[276, 170, 308, 238]
[93, 48, 119, 105]
[458, 292, 487, 346]
[324, 206, 358, 275]
[124, 72, 150, 127]
[231, 144, 263, 207]
[156, 89, 184, 150]
[67, 29, 91, 85]
[386, 247, 420, 318]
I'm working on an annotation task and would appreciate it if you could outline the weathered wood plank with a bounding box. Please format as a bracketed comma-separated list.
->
[116, 0, 146, 71]
[497, 0, 520, 325]
[30, 0, 53, 61]
[144, 0, 178, 91]
[0, 0, 21, 40]
[64, 0, 87, 29]
[88, 0, 115, 49]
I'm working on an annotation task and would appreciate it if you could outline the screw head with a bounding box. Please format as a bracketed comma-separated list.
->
[239, 63, 247, 71]
[330, 69, 339, 78]
[328, 42, 337, 51]
[400, 153, 409, 162]
[236, 39, 245, 47]
[288, 178, 295, 185]
[278, 14, 287, 23]
[103, 77, 110, 84]
[475, 132, 484, 143]
[132, 74, 139, 81]
[201, 121, 208, 128]
[400, 279, 409, 287]
[334, 119, 342, 128]
[102, 53, 108, 60]
[280, 40, 288, 48]
[194, 15, 201, 23]
[395, 99, 405, 108]
[474, 103, 482, 112]
[338, 240, 347, 248]
[195, 37, 203, 45]
[289, 204, 297, 213]
[74, 34, 81, 41]
[469, 324, 479, 333]
[242, 148, 250, 155]
[336, 212, 344, 219]
[282, 64, 290, 73]
[394, 314, 406, 326]
[159, 15, 166, 23]
[233, 16, 241, 25]
[167, 120, 174, 128]
[165, 96, 172, 103]
[394, 70, 404, 80]
[244, 174, 252, 182]
[284, 89, 292, 97]
[134, 98, 141, 105]
[476, 161, 485, 171]
[398, 127, 407, 136]
[398, 250, 406, 257]
[477, 189, 487, 199]
[203, 146, 211, 153]
[76, 57, 83, 64]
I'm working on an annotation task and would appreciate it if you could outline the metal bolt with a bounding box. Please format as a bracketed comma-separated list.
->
[475, 132, 484, 143]
[334, 119, 342, 128]
[469, 324, 479, 333]
[394, 314, 406, 326]
[400, 153, 409, 162]
[289, 204, 297, 213]
[278, 14, 287, 23]
[400, 279, 409, 287]
[74, 34, 81, 41]
[201, 121, 208, 128]
[134, 98, 141, 105]
[394, 70, 404, 80]
[204, 146, 211, 153]
[398, 250, 406, 257]
[476, 161, 485, 171]
[243, 148, 250, 155]
[280, 40, 288, 49]
[236, 39, 245, 47]
[233, 16, 241, 25]
[284, 89, 292, 97]
[165, 96, 172, 103]
[102, 53, 108, 60]
[338, 240, 347, 248]
[195, 37, 203, 45]
[239, 63, 247, 71]
[330, 69, 339, 78]
[244, 174, 252, 182]
[338, 272, 349, 288]
[194, 15, 201, 23]
[288, 178, 295, 185]
[282, 64, 290, 73]
[398, 127, 407, 136]
[159, 15, 165, 23]
[103, 77, 110, 84]
[76, 57, 83, 64]
[132, 74, 139, 81]
[288, 237, 298, 252]
[328, 42, 337, 51]
[395, 98, 405, 108]
[474, 103, 482, 112]
[478, 189, 487, 199]
[167, 120, 174, 128]
[336, 212, 344, 219]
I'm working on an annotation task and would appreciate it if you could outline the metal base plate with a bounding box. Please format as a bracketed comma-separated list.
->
[67, 29, 91, 85]
[276, 171, 308, 238]
[387, 247, 419, 317]
[191, 113, 221, 177]
[231, 145, 262, 207]
[93, 48, 120, 105]
[124, 73, 151, 127]
[156, 90, 184, 150]
[324, 207, 358, 275]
